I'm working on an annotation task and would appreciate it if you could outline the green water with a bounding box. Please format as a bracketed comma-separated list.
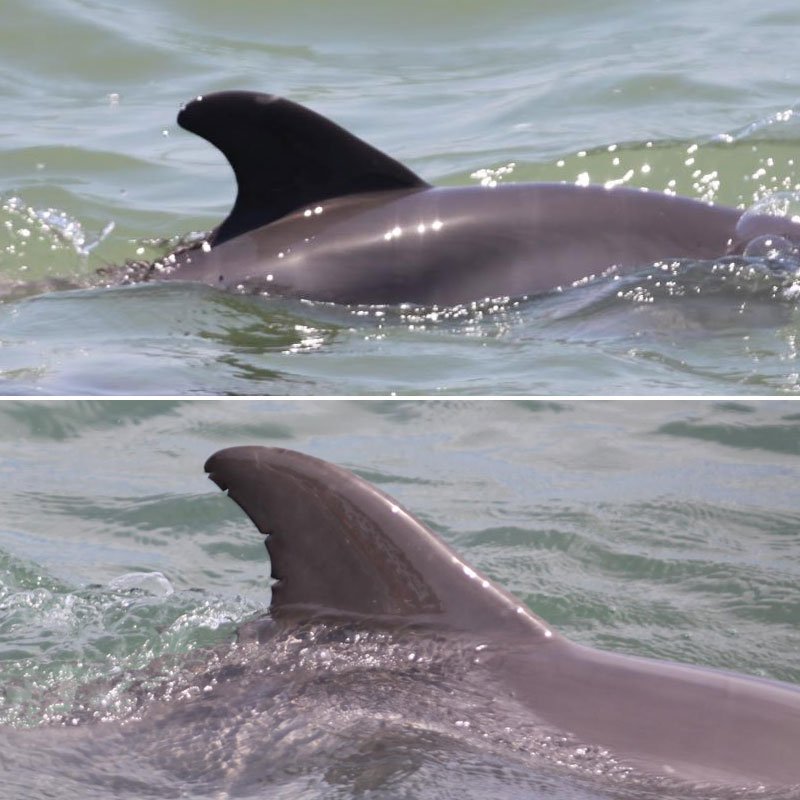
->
[3, 1, 800, 393]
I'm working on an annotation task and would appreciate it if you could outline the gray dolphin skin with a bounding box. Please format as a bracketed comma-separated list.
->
[204, 446, 800, 790]
[155, 90, 800, 305]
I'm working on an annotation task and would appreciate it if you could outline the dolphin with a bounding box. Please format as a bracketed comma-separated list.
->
[4, 447, 800, 797]
[151, 90, 800, 306]
[202, 446, 800, 790]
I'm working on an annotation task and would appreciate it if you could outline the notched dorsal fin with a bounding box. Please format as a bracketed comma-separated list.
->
[179, 91, 429, 246]
[205, 446, 553, 638]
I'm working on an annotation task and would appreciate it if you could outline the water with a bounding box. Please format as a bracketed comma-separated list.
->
[4, 1, 800, 393]
[1, 399, 799, 798]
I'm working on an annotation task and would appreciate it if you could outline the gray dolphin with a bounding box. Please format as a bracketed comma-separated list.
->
[204, 446, 800, 790]
[153, 91, 800, 305]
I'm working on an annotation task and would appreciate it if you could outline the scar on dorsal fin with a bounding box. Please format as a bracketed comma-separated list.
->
[204, 446, 554, 638]
[178, 91, 430, 246]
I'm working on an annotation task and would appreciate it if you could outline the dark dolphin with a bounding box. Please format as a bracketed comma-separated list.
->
[204, 446, 800, 789]
[154, 90, 800, 306]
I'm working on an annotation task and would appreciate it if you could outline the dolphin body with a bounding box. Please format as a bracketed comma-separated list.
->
[5, 448, 800, 797]
[154, 91, 800, 306]
[201, 447, 800, 791]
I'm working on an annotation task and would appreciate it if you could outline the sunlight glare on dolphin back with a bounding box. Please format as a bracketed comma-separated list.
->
[735, 191, 800, 270]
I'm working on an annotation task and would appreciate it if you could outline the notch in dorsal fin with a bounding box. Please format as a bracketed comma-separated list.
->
[178, 91, 429, 246]
[205, 447, 553, 638]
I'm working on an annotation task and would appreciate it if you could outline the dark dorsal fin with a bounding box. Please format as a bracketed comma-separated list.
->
[204, 446, 553, 638]
[178, 91, 429, 246]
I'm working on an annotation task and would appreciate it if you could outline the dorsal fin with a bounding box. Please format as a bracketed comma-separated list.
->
[204, 446, 553, 638]
[178, 91, 429, 246]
